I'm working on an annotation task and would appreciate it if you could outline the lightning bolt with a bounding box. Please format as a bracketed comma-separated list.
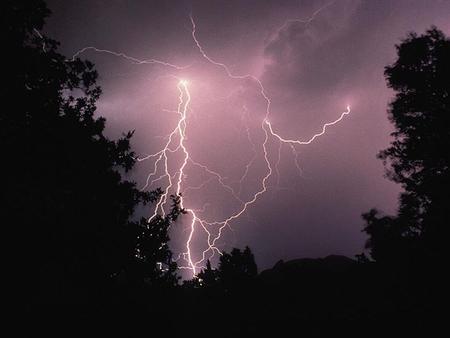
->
[70, 46, 190, 69]
[69, 7, 351, 277]
[184, 14, 350, 274]
[265, 106, 351, 145]
[274, 1, 336, 34]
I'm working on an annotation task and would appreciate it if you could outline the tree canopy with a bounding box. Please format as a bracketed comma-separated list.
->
[363, 27, 450, 262]
[3, 0, 179, 304]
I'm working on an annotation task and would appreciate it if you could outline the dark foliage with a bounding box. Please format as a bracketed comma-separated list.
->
[3, 0, 179, 306]
[363, 28, 450, 263]
[216, 246, 257, 290]
[358, 27, 449, 332]
[189, 246, 257, 291]
[9, 1, 446, 334]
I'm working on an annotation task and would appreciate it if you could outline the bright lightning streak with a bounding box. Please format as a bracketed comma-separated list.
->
[184, 15, 350, 275]
[70, 7, 352, 277]
[265, 106, 351, 145]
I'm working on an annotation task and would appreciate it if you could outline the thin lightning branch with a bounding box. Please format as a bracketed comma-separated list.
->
[179, 15, 351, 275]
[275, 1, 336, 34]
[184, 178, 215, 196]
[189, 158, 244, 204]
[190, 15, 273, 121]
[237, 105, 258, 197]
[70, 46, 190, 69]
[275, 140, 283, 189]
[72, 10, 351, 277]
[265, 106, 351, 145]
[290, 144, 304, 178]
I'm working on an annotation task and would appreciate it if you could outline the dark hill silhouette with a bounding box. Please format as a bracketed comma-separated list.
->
[263, 254, 355, 273]
[260, 255, 356, 285]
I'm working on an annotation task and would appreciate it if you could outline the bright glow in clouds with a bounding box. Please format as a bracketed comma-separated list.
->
[71, 10, 350, 276]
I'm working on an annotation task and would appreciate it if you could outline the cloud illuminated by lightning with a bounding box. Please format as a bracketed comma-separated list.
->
[68, 5, 351, 276]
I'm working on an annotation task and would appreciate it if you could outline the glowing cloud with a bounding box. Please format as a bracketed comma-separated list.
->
[70, 6, 350, 276]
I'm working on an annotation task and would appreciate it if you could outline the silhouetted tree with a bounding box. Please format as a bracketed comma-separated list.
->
[217, 246, 257, 292]
[362, 209, 413, 263]
[189, 246, 257, 291]
[195, 260, 219, 288]
[358, 28, 449, 328]
[127, 195, 184, 289]
[2, 0, 178, 305]
[363, 28, 450, 262]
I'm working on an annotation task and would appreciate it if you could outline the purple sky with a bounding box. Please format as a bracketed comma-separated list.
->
[45, 0, 450, 273]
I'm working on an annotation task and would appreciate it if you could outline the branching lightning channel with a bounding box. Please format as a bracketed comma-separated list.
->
[265, 106, 351, 145]
[70, 6, 351, 277]
[70, 46, 190, 69]
[274, 1, 336, 34]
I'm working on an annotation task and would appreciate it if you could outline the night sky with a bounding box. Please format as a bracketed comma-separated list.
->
[44, 0, 450, 274]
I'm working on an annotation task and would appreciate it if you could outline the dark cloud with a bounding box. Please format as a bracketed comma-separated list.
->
[45, 0, 450, 271]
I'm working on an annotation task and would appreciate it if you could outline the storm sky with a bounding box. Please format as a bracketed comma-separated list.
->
[45, 0, 450, 272]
